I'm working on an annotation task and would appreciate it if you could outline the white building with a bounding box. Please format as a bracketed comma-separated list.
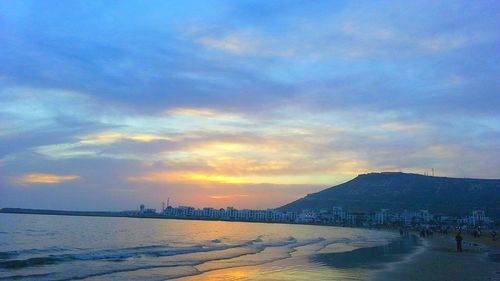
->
[419, 210, 432, 222]
[374, 209, 390, 224]
[332, 206, 345, 221]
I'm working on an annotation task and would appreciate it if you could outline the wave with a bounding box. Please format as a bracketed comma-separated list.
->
[314, 237, 354, 252]
[5, 246, 69, 254]
[0, 236, 330, 281]
[251, 235, 264, 243]
[0, 236, 271, 269]
[0, 247, 264, 280]
[0, 246, 201, 268]
[0, 246, 71, 261]
[0, 256, 62, 269]
[2, 236, 330, 281]
[0, 252, 16, 260]
[0, 272, 53, 280]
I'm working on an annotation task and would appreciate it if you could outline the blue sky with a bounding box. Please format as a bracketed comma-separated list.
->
[0, 0, 499, 210]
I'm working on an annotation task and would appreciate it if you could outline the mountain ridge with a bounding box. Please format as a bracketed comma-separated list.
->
[278, 172, 500, 218]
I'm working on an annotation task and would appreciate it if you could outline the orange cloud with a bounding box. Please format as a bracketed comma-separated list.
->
[15, 173, 80, 185]
[168, 107, 239, 120]
[209, 194, 249, 199]
[127, 170, 338, 186]
[170, 107, 218, 117]
[127, 171, 255, 185]
[79, 132, 170, 144]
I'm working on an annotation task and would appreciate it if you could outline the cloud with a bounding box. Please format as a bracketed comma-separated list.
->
[15, 173, 80, 185]
[379, 122, 428, 132]
[166, 107, 243, 123]
[79, 132, 172, 144]
[0, 0, 498, 211]
[2, 1, 498, 118]
[198, 32, 295, 58]
[199, 34, 257, 55]
[209, 194, 248, 199]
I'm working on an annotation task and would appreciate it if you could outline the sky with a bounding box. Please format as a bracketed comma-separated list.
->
[0, 0, 499, 211]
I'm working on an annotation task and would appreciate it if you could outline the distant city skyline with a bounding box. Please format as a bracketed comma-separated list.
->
[1, 1, 499, 211]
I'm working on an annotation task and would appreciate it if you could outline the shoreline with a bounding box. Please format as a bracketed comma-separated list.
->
[371, 233, 499, 281]
[2, 209, 498, 280]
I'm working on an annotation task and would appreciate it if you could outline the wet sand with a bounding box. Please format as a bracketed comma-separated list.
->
[175, 235, 418, 281]
[312, 235, 421, 270]
[175, 234, 500, 281]
[371, 234, 500, 281]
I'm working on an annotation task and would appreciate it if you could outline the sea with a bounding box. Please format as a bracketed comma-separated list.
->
[0, 213, 421, 281]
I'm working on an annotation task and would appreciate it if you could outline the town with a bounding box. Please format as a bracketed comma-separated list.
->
[132, 204, 497, 231]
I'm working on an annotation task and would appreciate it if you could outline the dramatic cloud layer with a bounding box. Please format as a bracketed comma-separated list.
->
[0, 0, 499, 210]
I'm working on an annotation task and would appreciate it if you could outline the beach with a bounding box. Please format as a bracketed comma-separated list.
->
[1, 213, 498, 280]
[0, 213, 396, 281]
[372, 233, 500, 281]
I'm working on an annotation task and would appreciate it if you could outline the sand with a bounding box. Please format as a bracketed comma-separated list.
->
[371, 234, 500, 281]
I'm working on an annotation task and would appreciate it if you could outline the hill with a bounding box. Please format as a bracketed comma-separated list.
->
[279, 172, 500, 218]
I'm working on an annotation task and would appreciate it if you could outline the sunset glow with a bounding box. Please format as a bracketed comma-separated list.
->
[0, 1, 498, 211]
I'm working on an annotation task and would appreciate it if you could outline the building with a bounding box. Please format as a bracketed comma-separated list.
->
[151, 203, 495, 229]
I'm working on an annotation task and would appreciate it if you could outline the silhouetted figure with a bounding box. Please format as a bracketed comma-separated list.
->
[400, 228, 404, 236]
[491, 230, 497, 241]
[455, 232, 463, 252]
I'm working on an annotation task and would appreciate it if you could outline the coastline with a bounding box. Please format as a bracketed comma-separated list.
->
[371, 234, 500, 281]
[2, 211, 498, 280]
[0, 213, 398, 281]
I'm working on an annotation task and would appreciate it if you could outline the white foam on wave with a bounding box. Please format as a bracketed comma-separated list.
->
[1, 230, 401, 281]
[1, 236, 332, 281]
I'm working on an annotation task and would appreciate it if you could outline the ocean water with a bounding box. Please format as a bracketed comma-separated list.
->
[0, 213, 417, 281]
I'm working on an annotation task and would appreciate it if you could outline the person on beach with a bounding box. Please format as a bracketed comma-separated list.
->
[455, 232, 463, 252]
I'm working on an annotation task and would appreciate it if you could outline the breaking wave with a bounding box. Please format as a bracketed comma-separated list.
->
[0, 215, 398, 281]
[0, 236, 338, 280]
